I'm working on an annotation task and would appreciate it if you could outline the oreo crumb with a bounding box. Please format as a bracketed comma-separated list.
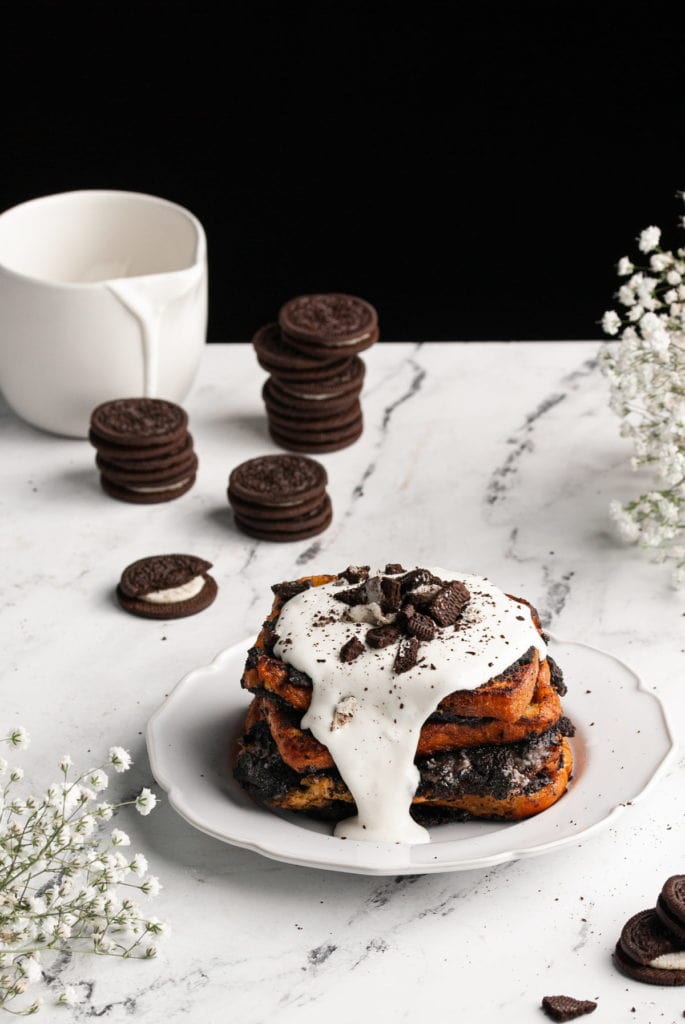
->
[340, 637, 365, 663]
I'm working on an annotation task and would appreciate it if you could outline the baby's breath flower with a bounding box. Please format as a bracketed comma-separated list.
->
[602, 310, 620, 335]
[140, 876, 162, 898]
[135, 789, 158, 816]
[57, 984, 78, 1006]
[8, 727, 30, 749]
[638, 225, 661, 252]
[601, 199, 685, 583]
[108, 747, 132, 773]
[0, 733, 166, 1013]
[88, 769, 108, 792]
[129, 853, 148, 877]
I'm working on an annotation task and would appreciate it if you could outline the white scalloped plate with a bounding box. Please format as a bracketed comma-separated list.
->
[146, 635, 676, 876]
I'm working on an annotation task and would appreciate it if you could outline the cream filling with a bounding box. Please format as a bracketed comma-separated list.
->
[274, 569, 545, 845]
[649, 951, 685, 969]
[141, 575, 205, 604]
[129, 477, 190, 494]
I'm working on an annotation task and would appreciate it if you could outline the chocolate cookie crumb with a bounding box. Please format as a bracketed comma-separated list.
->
[366, 626, 400, 649]
[340, 637, 365, 663]
[384, 563, 405, 574]
[339, 565, 370, 584]
[394, 636, 420, 674]
[429, 580, 471, 626]
[271, 579, 313, 602]
[541, 995, 597, 1021]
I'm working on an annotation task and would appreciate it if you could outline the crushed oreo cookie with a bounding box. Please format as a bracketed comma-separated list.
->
[333, 566, 473, 673]
[394, 635, 420, 674]
[429, 580, 471, 626]
[339, 565, 370, 584]
[271, 579, 313, 602]
[366, 625, 400, 649]
[340, 637, 365, 663]
[407, 611, 437, 642]
[541, 995, 597, 1022]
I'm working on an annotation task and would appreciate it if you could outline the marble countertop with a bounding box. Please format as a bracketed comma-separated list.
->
[2, 341, 683, 1024]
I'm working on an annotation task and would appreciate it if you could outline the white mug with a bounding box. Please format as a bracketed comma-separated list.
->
[0, 190, 208, 437]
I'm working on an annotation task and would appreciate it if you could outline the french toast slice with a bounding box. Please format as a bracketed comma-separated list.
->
[244, 656, 562, 774]
[241, 576, 545, 724]
[233, 716, 574, 823]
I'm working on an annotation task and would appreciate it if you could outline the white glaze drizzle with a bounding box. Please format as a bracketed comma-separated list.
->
[273, 569, 545, 845]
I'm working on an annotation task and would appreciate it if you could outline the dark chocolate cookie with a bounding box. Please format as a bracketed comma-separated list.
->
[100, 472, 196, 504]
[656, 876, 685, 943]
[233, 494, 332, 535]
[90, 398, 188, 448]
[266, 399, 362, 434]
[227, 487, 327, 521]
[233, 494, 333, 542]
[541, 995, 597, 1021]
[228, 454, 327, 507]
[252, 322, 348, 377]
[613, 940, 685, 987]
[619, 908, 682, 966]
[269, 356, 365, 399]
[278, 293, 378, 351]
[96, 451, 198, 486]
[269, 417, 363, 453]
[265, 378, 363, 416]
[117, 554, 217, 619]
[93, 434, 194, 471]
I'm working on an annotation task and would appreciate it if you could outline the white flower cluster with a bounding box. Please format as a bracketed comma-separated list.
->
[600, 196, 685, 587]
[0, 732, 165, 1015]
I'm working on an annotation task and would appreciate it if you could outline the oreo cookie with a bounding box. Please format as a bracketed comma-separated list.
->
[227, 454, 332, 543]
[278, 294, 378, 356]
[117, 554, 218, 619]
[656, 876, 685, 943]
[269, 418, 363, 454]
[613, 908, 685, 986]
[89, 398, 197, 504]
[252, 323, 348, 378]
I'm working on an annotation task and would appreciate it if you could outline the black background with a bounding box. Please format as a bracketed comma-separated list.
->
[3, 2, 684, 342]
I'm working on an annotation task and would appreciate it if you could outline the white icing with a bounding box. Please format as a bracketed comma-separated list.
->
[273, 569, 545, 845]
[129, 477, 190, 494]
[142, 575, 205, 605]
[649, 951, 685, 969]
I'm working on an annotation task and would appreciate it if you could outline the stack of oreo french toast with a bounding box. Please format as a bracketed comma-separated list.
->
[233, 566, 575, 825]
[253, 293, 378, 453]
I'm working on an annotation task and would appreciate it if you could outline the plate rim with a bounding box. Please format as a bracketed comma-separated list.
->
[146, 633, 677, 875]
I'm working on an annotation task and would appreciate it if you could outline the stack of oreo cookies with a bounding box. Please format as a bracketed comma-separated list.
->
[613, 875, 685, 986]
[253, 293, 378, 453]
[227, 454, 332, 542]
[89, 398, 197, 503]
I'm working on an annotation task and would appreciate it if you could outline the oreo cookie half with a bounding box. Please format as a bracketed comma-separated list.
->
[656, 876, 685, 943]
[117, 554, 218, 619]
[613, 908, 685, 986]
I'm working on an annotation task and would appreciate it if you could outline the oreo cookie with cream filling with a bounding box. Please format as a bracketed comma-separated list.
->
[228, 454, 332, 542]
[252, 322, 349, 377]
[612, 908, 685, 986]
[268, 417, 363, 454]
[90, 398, 188, 449]
[278, 294, 378, 356]
[117, 554, 218, 619]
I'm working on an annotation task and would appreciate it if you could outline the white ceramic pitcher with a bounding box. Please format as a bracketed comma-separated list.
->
[0, 190, 208, 437]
